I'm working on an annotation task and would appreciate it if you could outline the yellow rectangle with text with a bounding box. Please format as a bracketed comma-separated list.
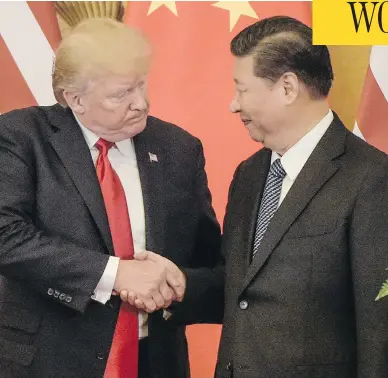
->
[313, 0, 388, 45]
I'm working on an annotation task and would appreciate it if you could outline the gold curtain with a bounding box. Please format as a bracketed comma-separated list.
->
[328, 45, 371, 130]
[55, 1, 125, 36]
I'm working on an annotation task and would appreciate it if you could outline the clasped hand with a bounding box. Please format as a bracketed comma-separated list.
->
[113, 251, 186, 313]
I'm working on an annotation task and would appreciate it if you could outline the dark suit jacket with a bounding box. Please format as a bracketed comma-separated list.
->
[0, 104, 223, 378]
[216, 114, 388, 378]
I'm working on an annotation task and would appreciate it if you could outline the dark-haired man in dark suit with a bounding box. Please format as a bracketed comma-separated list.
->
[216, 16, 388, 378]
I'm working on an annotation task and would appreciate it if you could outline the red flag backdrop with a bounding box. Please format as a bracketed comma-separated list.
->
[124, 2, 311, 377]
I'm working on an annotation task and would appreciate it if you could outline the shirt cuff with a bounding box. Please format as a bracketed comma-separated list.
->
[91, 256, 120, 304]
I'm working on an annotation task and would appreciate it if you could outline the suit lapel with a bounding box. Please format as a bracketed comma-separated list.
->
[47, 106, 114, 254]
[240, 117, 347, 294]
[134, 117, 167, 255]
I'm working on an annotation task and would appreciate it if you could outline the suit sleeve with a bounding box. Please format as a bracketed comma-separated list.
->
[168, 141, 224, 325]
[0, 116, 109, 313]
[349, 161, 388, 378]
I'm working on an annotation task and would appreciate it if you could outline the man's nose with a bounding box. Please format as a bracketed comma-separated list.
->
[230, 96, 241, 113]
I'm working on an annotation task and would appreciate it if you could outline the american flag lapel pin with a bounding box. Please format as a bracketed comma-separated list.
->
[148, 152, 158, 163]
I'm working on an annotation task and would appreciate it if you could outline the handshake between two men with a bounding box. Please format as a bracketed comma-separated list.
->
[113, 251, 186, 313]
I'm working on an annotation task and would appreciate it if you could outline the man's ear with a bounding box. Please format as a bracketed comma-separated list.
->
[280, 72, 299, 105]
[63, 90, 85, 114]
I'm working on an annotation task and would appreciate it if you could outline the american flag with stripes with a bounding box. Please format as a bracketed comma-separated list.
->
[0, 1, 61, 115]
[354, 46, 388, 153]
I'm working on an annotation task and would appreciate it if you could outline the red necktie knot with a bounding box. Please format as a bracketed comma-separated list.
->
[95, 138, 115, 155]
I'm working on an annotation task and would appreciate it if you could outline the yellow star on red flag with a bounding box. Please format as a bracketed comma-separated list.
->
[147, 1, 178, 17]
[213, 1, 259, 31]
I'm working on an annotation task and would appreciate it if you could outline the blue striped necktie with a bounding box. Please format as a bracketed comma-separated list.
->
[252, 158, 286, 258]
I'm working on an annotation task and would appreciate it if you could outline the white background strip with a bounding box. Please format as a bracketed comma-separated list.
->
[0, 2, 56, 106]
[369, 46, 388, 103]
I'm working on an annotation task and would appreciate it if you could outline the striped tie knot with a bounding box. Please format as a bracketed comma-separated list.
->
[270, 158, 286, 179]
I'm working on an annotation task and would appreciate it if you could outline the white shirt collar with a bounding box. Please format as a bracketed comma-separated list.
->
[73, 112, 135, 158]
[271, 110, 334, 181]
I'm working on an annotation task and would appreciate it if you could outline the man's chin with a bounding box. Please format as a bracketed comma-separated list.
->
[248, 129, 264, 144]
[102, 122, 147, 142]
[125, 121, 147, 138]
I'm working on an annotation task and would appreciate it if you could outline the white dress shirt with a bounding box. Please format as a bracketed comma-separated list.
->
[271, 110, 334, 206]
[75, 116, 148, 338]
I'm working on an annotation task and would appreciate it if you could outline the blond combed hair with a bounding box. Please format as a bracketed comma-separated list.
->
[52, 18, 151, 106]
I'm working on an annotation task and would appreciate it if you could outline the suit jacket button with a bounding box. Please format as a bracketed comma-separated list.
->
[239, 300, 248, 310]
[59, 293, 66, 301]
[54, 290, 60, 298]
[96, 352, 105, 360]
[47, 288, 54, 296]
[65, 295, 72, 303]
[226, 362, 232, 371]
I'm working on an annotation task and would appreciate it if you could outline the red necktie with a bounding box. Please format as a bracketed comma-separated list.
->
[95, 139, 139, 378]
